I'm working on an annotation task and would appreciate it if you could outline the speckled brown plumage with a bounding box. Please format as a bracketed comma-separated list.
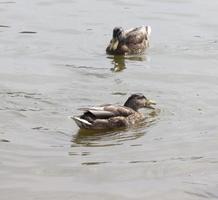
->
[106, 26, 151, 55]
[72, 93, 156, 130]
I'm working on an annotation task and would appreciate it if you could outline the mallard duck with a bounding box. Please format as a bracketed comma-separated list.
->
[71, 93, 156, 130]
[106, 25, 151, 55]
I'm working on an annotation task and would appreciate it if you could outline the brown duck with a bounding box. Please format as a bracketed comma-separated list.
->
[71, 93, 156, 130]
[106, 25, 151, 55]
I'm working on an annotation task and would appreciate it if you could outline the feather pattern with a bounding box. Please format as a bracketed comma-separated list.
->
[106, 25, 151, 55]
[71, 94, 156, 130]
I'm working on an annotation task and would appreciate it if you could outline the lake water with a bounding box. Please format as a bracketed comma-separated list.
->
[1, 0, 218, 199]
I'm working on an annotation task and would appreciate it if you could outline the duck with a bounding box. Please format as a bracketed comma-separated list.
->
[71, 93, 156, 130]
[106, 25, 151, 55]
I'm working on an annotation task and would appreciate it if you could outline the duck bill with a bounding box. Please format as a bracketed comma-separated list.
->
[110, 38, 119, 50]
[145, 99, 156, 109]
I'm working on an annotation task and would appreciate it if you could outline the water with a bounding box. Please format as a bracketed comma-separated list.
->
[1, 0, 218, 199]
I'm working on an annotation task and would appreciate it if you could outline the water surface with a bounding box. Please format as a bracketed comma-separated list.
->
[1, 0, 218, 199]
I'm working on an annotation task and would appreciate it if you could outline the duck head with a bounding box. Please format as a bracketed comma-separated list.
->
[110, 27, 125, 51]
[124, 93, 156, 111]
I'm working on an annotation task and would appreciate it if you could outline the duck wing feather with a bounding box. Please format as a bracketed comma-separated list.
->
[125, 26, 148, 44]
[81, 105, 134, 122]
[103, 105, 134, 117]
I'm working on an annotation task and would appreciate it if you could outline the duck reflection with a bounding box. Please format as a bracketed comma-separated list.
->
[110, 55, 126, 72]
[71, 128, 125, 147]
[107, 55, 147, 72]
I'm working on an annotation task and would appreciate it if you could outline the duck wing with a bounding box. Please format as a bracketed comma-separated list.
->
[83, 110, 115, 119]
[72, 105, 136, 129]
[125, 26, 149, 44]
[79, 107, 115, 123]
[103, 105, 134, 117]
[81, 105, 134, 121]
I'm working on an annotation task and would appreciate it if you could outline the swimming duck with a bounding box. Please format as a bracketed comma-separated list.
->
[71, 93, 156, 130]
[106, 25, 151, 55]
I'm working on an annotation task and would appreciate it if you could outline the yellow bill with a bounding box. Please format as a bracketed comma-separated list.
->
[110, 38, 119, 50]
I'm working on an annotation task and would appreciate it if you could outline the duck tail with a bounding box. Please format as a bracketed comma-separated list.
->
[70, 116, 92, 129]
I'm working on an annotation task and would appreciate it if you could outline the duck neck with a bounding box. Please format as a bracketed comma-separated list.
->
[124, 101, 138, 112]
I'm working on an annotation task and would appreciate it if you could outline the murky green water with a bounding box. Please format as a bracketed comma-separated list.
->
[1, 0, 218, 199]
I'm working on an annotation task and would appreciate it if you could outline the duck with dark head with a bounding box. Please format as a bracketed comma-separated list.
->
[71, 93, 156, 130]
[106, 25, 151, 55]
